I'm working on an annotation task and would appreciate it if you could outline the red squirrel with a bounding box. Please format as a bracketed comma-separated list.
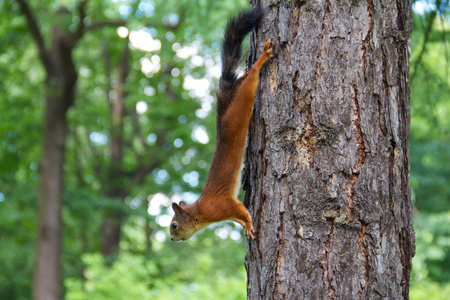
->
[170, 7, 272, 241]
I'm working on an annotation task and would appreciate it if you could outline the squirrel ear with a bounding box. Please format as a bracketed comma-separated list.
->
[172, 203, 184, 215]
[179, 201, 188, 207]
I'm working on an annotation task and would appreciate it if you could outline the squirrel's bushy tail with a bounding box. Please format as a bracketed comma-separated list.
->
[220, 6, 263, 91]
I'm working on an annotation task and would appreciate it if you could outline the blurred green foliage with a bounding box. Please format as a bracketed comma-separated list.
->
[0, 0, 249, 298]
[0, 0, 448, 299]
[64, 230, 247, 300]
[409, 1, 450, 298]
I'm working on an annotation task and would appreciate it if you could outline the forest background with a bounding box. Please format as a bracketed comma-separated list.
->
[0, 0, 448, 299]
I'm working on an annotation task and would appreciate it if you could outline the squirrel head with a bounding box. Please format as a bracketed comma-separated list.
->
[170, 201, 198, 241]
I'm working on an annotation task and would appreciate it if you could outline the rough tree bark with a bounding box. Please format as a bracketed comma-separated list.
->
[244, 0, 415, 299]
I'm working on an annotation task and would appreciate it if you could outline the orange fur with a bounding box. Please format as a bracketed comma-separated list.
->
[170, 40, 272, 241]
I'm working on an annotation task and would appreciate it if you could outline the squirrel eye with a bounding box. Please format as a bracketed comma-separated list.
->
[171, 223, 177, 230]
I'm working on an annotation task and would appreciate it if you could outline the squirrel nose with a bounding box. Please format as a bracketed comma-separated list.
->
[170, 236, 174, 241]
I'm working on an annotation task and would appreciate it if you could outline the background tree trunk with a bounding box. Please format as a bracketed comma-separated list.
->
[17, 1, 81, 298]
[244, 0, 415, 299]
[33, 27, 77, 300]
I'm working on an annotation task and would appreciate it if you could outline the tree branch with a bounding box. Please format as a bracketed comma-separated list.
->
[70, 1, 126, 44]
[67, 0, 89, 47]
[16, 0, 51, 72]
[86, 20, 127, 32]
[410, 4, 440, 83]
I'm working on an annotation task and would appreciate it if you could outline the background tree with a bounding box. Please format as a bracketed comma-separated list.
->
[65, 0, 235, 257]
[408, 0, 450, 298]
[1, 0, 249, 298]
[15, 1, 93, 299]
[244, 0, 415, 298]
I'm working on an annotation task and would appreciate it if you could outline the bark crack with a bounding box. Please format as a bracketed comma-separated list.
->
[346, 84, 367, 223]
[273, 211, 285, 299]
[380, 46, 389, 138]
[398, 231, 407, 298]
[302, 96, 316, 169]
[314, 0, 331, 79]
[256, 195, 266, 262]
[358, 224, 369, 300]
[361, 0, 374, 69]
[320, 220, 335, 300]
[292, 0, 304, 39]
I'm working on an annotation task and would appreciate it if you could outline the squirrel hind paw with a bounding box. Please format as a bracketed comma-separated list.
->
[255, 40, 273, 68]
[245, 226, 255, 239]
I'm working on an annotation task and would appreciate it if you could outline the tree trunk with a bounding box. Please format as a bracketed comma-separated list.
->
[244, 0, 414, 299]
[33, 26, 77, 300]
[34, 95, 67, 300]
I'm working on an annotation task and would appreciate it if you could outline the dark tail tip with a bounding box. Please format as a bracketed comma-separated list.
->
[220, 6, 264, 89]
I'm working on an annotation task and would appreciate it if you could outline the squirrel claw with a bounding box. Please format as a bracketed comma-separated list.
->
[263, 39, 271, 52]
[263, 40, 273, 56]
[245, 226, 255, 239]
[258, 39, 273, 67]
